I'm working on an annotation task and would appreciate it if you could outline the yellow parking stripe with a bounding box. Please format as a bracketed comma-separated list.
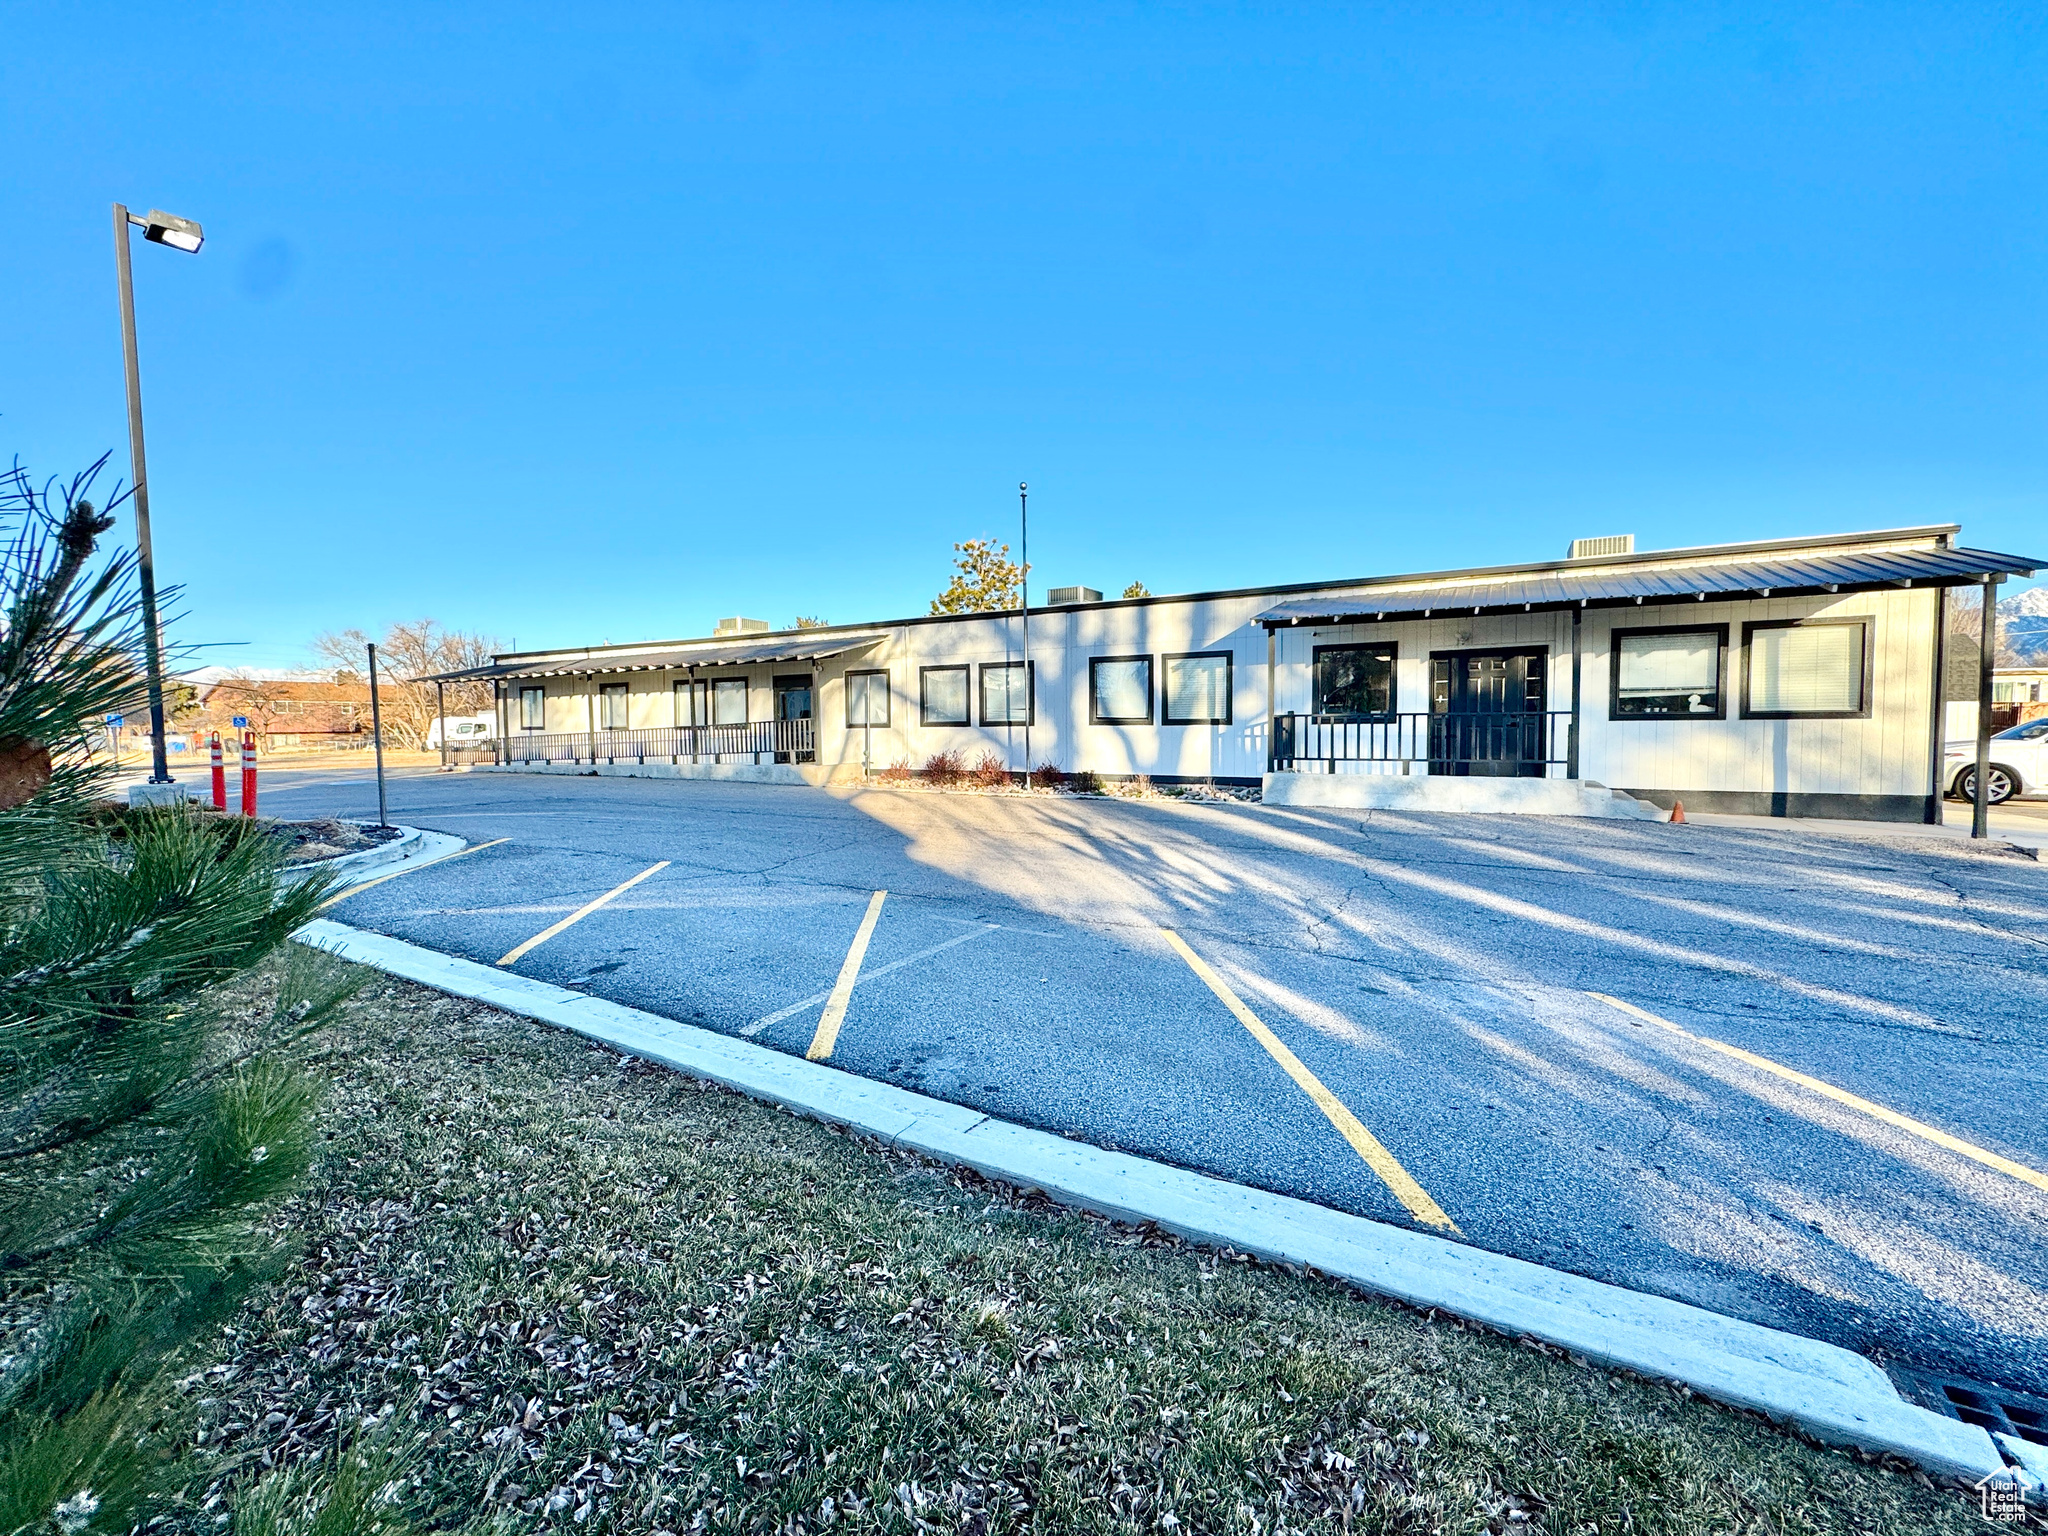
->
[318, 838, 511, 910]
[808, 890, 888, 1061]
[1163, 929, 1459, 1232]
[496, 861, 670, 967]
[1589, 992, 2048, 1194]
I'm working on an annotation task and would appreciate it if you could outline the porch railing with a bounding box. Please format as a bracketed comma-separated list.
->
[1271, 711, 1572, 774]
[497, 718, 815, 767]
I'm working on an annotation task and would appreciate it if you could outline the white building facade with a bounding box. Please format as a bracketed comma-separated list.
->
[448, 524, 2041, 823]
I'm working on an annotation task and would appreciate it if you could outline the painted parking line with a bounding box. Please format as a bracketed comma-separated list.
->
[740, 922, 999, 1038]
[1162, 928, 1460, 1233]
[497, 861, 671, 968]
[807, 891, 888, 1061]
[318, 838, 512, 910]
[1589, 992, 2048, 1194]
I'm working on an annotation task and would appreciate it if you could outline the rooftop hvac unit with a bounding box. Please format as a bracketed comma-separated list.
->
[1567, 534, 1635, 559]
[713, 616, 772, 636]
[1045, 585, 1103, 606]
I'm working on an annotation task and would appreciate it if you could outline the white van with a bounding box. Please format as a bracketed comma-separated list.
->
[427, 713, 497, 749]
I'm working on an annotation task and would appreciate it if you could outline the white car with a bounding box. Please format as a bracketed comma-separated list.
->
[1944, 717, 2048, 804]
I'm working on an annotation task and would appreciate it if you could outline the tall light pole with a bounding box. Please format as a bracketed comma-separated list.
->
[1019, 482, 1031, 779]
[113, 202, 205, 788]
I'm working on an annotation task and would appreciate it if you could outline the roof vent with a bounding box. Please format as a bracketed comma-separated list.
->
[713, 616, 771, 636]
[1045, 585, 1102, 606]
[1568, 534, 1635, 560]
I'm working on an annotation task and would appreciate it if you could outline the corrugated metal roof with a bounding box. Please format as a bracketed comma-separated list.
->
[1253, 544, 2042, 626]
[428, 632, 886, 682]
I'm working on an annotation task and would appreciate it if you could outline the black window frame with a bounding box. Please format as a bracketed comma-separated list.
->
[1089, 654, 1154, 725]
[1161, 650, 1234, 725]
[1740, 617, 1873, 720]
[1608, 623, 1729, 722]
[1311, 643, 1398, 722]
[711, 676, 750, 727]
[845, 668, 891, 729]
[518, 685, 546, 731]
[598, 682, 630, 731]
[674, 677, 709, 728]
[919, 664, 972, 728]
[978, 661, 1036, 727]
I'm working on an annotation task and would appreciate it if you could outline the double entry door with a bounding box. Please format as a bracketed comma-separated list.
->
[1429, 648, 1548, 778]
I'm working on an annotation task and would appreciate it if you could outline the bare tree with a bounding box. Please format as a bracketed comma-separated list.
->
[310, 620, 499, 749]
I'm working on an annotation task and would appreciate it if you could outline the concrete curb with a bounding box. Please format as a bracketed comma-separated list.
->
[281, 825, 435, 886]
[292, 916, 2004, 1482]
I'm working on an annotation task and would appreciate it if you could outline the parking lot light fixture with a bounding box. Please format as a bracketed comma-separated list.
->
[112, 200, 203, 788]
[137, 208, 205, 252]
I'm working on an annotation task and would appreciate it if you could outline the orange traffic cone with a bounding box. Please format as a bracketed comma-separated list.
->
[1670, 800, 1687, 824]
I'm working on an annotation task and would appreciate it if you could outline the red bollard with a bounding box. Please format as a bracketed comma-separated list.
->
[209, 733, 227, 810]
[240, 731, 258, 818]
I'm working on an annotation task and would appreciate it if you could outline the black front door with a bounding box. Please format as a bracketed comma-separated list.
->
[773, 674, 814, 763]
[1430, 649, 1547, 777]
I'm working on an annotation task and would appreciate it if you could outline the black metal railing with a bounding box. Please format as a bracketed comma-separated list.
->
[497, 718, 816, 767]
[1271, 711, 1571, 774]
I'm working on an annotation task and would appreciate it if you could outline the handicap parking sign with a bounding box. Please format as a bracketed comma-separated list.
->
[105, 714, 123, 728]
[232, 716, 248, 728]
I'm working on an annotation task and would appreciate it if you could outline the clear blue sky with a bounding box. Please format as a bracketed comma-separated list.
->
[6, 3, 2043, 667]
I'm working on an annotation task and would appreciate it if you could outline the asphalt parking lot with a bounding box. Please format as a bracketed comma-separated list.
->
[248, 763, 2048, 1399]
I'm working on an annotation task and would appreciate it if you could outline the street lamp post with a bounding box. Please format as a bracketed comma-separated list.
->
[1019, 482, 1030, 780]
[113, 202, 205, 790]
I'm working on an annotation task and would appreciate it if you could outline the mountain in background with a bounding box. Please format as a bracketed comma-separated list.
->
[2002, 588, 2048, 662]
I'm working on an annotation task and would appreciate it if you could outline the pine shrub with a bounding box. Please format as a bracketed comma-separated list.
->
[0, 458, 357, 1535]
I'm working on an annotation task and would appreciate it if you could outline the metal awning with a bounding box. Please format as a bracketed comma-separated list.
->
[426, 632, 886, 683]
[1253, 544, 2042, 626]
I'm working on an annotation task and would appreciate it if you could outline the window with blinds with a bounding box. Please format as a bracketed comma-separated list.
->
[1744, 620, 1868, 717]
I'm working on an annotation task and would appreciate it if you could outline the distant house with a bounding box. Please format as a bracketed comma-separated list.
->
[195, 673, 371, 748]
[1995, 666, 2048, 727]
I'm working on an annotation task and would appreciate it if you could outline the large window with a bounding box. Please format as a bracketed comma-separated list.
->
[1743, 619, 1870, 718]
[519, 686, 545, 730]
[712, 677, 750, 726]
[846, 669, 890, 728]
[1163, 652, 1232, 725]
[1090, 655, 1153, 724]
[980, 662, 1034, 725]
[599, 683, 629, 730]
[1312, 645, 1394, 720]
[675, 678, 709, 727]
[920, 665, 970, 726]
[1610, 625, 1726, 719]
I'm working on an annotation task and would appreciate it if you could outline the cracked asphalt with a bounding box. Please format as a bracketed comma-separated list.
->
[265, 764, 2048, 1399]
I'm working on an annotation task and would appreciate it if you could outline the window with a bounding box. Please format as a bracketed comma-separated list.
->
[675, 678, 709, 727]
[1163, 652, 1232, 724]
[1610, 625, 1726, 719]
[980, 662, 1034, 725]
[599, 683, 630, 730]
[712, 677, 749, 726]
[1090, 655, 1153, 724]
[846, 670, 890, 728]
[920, 665, 970, 726]
[1312, 646, 1394, 719]
[1743, 619, 1870, 718]
[519, 686, 545, 730]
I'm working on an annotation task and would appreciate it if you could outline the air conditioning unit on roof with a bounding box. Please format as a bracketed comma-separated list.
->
[1567, 534, 1635, 559]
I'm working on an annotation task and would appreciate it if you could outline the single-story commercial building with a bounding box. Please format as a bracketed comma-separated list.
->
[437, 524, 2041, 822]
